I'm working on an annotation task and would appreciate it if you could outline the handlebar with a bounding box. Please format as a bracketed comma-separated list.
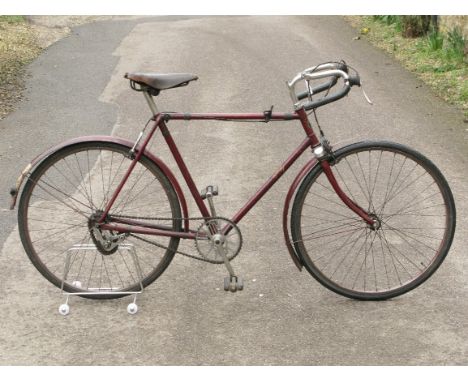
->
[296, 75, 338, 101]
[287, 61, 361, 111]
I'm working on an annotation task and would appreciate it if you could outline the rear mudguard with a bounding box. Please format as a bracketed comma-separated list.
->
[9, 135, 190, 232]
[282, 157, 319, 271]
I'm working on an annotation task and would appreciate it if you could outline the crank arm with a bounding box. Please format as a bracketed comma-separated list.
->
[215, 245, 236, 278]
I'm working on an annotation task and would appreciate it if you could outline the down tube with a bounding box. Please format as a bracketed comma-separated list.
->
[231, 137, 312, 224]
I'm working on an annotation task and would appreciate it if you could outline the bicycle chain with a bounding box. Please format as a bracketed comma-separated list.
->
[109, 214, 242, 264]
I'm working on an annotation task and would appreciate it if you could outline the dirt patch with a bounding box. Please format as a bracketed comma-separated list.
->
[26, 16, 131, 48]
[344, 16, 468, 119]
[0, 16, 41, 120]
[0, 16, 136, 122]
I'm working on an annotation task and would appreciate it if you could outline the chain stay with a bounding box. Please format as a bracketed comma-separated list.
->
[109, 213, 203, 221]
[112, 214, 242, 264]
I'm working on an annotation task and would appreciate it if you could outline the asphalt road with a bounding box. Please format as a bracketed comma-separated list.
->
[0, 16, 467, 365]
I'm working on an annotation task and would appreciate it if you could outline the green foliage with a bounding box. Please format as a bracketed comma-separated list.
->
[373, 15, 402, 33]
[394, 17, 403, 33]
[447, 27, 465, 51]
[373, 15, 399, 25]
[427, 29, 444, 51]
[432, 63, 459, 73]
[0, 16, 25, 24]
[460, 82, 468, 102]
[446, 27, 466, 61]
[358, 16, 467, 114]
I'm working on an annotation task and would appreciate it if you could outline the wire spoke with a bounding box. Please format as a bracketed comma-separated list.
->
[379, 155, 406, 215]
[21, 143, 179, 294]
[324, 229, 367, 272]
[383, 186, 439, 219]
[302, 201, 361, 223]
[380, 228, 423, 275]
[31, 176, 92, 217]
[382, 221, 438, 254]
[294, 145, 453, 297]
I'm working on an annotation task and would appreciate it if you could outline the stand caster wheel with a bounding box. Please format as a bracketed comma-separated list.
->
[72, 280, 82, 288]
[59, 304, 70, 316]
[127, 303, 138, 315]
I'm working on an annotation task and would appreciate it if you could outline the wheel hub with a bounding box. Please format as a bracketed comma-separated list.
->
[212, 233, 225, 246]
[88, 211, 126, 255]
[368, 213, 382, 231]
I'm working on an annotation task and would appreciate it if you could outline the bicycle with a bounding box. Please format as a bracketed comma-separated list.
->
[10, 61, 456, 300]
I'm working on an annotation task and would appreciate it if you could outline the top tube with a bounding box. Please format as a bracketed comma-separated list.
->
[162, 112, 300, 122]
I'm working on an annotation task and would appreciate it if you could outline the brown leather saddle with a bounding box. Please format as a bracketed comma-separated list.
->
[125, 72, 198, 95]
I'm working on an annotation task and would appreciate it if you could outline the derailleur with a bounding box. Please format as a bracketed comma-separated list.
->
[88, 211, 128, 255]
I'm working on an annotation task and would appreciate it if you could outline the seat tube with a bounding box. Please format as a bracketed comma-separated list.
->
[159, 120, 211, 218]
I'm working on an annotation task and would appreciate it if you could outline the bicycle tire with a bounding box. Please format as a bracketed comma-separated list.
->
[18, 140, 182, 299]
[291, 141, 456, 300]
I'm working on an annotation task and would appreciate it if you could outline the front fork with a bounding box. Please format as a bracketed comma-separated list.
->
[320, 159, 375, 226]
[297, 108, 375, 228]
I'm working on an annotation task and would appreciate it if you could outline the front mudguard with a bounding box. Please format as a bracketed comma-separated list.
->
[9, 135, 190, 232]
[282, 157, 319, 271]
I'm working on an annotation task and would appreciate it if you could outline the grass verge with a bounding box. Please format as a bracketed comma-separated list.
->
[345, 16, 467, 120]
[0, 16, 42, 120]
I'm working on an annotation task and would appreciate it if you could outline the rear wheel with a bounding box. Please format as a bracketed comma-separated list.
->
[18, 141, 182, 298]
[291, 141, 456, 300]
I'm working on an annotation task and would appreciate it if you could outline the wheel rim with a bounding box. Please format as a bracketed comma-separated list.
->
[294, 144, 453, 297]
[20, 143, 180, 294]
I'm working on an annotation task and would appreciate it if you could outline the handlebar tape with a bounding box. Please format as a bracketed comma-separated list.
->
[296, 62, 351, 101]
[348, 75, 361, 87]
[296, 76, 338, 101]
[294, 63, 362, 110]
[303, 83, 351, 111]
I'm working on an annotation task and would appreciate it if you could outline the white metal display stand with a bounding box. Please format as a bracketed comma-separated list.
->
[58, 243, 144, 316]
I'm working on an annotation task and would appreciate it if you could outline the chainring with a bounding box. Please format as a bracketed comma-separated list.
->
[195, 217, 242, 264]
[108, 214, 243, 264]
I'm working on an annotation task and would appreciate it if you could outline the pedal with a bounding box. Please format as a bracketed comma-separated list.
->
[223, 276, 244, 293]
[200, 185, 218, 200]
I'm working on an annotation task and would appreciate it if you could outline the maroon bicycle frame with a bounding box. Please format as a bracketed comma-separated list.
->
[98, 108, 374, 238]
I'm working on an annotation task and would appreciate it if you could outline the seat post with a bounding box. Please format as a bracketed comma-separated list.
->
[143, 91, 159, 116]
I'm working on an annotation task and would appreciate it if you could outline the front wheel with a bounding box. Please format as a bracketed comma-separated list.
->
[291, 141, 456, 300]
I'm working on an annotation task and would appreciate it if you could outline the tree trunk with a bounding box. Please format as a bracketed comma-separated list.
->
[401, 16, 432, 37]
